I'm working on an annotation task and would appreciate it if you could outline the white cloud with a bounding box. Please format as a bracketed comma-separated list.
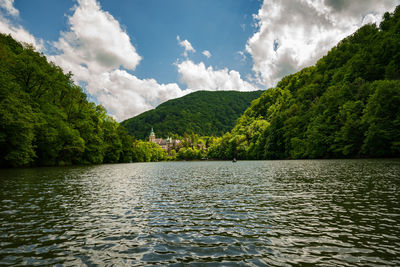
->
[0, 18, 43, 49]
[89, 70, 186, 121]
[177, 35, 195, 57]
[52, 0, 141, 75]
[0, 0, 42, 49]
[176, 60, 259, 92]
[50, 0, 184, 121]
[362, 13, 378, 25]
[0, 0, 18, 17]
[247, 0, 399, 88]
[202, 50, 211, 58]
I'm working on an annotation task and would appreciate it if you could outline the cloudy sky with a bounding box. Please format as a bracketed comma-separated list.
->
[0, 0, 398, 121]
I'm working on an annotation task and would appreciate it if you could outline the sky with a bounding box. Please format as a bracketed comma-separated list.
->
[0, 0, 399, 121]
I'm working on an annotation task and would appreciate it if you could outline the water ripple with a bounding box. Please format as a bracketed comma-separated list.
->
[0, 159, 400, 266]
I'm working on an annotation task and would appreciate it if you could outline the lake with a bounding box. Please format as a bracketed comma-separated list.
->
[0, 160, 399, 266]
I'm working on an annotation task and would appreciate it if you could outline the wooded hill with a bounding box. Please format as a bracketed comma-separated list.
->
[0, 34, 148, 167]
[208, 7, 400, 160]
[121, 90, 263, 139]
[2, 6, 399, 166]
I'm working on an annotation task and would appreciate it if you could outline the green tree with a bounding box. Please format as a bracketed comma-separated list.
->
[0, 90, 37, 166]
[362, 81, 400, 156]
[209, 6, 400, 160]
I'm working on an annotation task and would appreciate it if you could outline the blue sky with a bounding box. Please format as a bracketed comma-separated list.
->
[13, 0, 261, 86]
[0, 0, 398, 121]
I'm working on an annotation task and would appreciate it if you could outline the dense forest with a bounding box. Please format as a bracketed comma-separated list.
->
[208, 7, 400, 160]
[121, 90, 262, 139]
[0, 34, 167, 167]
[1, 6, 400, 167]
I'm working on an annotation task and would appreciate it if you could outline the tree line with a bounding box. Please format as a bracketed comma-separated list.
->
[0, 33, 166, 167]
[207, 7, 400, 160]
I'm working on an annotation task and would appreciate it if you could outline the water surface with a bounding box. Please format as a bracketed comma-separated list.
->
[1, 160, 400, 266]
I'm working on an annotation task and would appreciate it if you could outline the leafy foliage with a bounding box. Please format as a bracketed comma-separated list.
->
[0, 33, 142, 167]
[209, 7, 400, 160]
[121, 90, 263, 139]
[131, 140, 167, 162]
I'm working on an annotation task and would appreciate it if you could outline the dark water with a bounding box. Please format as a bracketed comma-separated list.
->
[1, 160, 400, 266]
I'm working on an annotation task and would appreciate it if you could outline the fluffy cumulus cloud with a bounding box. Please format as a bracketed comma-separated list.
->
[247, 0, 399, 87]
[177, 35, 196, 57]
[176, 60, 258, 92]
[174, 38, 258, 92]
[51, 0, 141, 77]
[50, 0, 185, 121]
[0, 0, 42, 49]
[89, 70, 184, 120]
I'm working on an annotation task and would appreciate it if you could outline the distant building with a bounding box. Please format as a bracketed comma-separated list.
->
[149, 128, 181, 152]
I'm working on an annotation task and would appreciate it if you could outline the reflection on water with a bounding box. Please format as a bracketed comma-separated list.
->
[1, 160, 400, 266]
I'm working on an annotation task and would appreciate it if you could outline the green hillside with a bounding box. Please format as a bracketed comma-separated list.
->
[121, 90, 263, 139]
[0, 34, 147, 167]
[208, 7, 400, 160]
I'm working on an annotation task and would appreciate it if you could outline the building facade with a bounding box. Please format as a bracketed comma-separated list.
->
[149, 128, 181, 152]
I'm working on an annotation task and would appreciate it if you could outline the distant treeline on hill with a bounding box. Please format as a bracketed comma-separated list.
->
[121, 90, 263, 140]
[207, 6, 400, 160]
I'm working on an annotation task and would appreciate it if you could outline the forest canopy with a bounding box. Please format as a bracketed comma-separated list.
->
[0, 34, 153, 167]
[208, 7, 400, 160]
[121, 90, 263, 140]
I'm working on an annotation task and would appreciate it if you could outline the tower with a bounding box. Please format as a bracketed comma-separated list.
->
[149, 127, 155, 142]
